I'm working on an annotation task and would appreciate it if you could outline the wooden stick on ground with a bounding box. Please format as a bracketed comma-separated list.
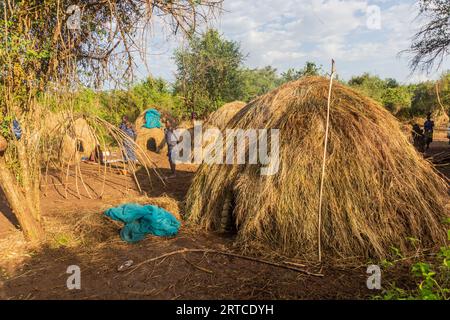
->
[126, 248, 324, 277]
[183, 257, 213, 274]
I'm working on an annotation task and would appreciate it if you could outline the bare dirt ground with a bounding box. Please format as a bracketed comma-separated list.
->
[0, 133, 448, 300]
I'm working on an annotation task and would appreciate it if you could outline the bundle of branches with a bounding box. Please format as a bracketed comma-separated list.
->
[186, 76, 449, 261]
[431, 151, 450, 165]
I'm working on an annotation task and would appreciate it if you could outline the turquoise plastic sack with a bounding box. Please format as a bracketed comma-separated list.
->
[104, 203, 180, 243]
[143, 109, 161, 129]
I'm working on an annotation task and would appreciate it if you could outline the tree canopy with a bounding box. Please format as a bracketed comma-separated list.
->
[174, 29, 244, 116]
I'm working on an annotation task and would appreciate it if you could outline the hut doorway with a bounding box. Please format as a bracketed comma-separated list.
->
[219, 191, 237, 233]
[147, 138, 157, 152]
[76, 139, 84, 153]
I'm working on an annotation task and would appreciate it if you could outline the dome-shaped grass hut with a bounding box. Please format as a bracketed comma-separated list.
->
[186, 77, 449, 260]
[206, 101, 246, 129]
[135, 109, 167, 154]
[43, 113, 96, 164]
[62, 117, 96, 163]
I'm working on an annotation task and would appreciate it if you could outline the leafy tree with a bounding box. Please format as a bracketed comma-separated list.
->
[126, 77, 180, 120]
[382, 87, 412, 114]
[348, 73, 415, 115]
[385, 78, 400, 88]
[237, 62, 324, 103]
[239, 66, 279, 102]
[174, 29, 245, 117]
[410, 82, 437, 116]
[436, 71, 450, 110]
[348, 73, 387, 103]
[280, 62, 324, 83]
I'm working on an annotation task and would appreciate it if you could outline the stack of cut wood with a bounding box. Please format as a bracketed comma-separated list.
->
[431, 151, 450, 164]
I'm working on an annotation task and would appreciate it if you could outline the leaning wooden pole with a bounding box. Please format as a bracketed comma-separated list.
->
[317, 59, 336, 263]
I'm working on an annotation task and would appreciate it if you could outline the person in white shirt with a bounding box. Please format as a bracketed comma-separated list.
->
[164, 119, 179, 178]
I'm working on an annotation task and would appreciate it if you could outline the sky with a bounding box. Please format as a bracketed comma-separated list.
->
[134, 0, 450, 84]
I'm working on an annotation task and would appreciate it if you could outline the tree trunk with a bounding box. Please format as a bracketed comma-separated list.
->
[0, 158, 44, 241]
[16, 141, 41, 221]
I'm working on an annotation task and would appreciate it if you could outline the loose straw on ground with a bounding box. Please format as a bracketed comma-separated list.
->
[317, 59, 336, 263]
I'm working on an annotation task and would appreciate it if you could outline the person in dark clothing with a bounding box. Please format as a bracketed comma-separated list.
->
[423, 113, 434, 150]
[412, 123, 425, 153]
[119, 116, 137, 162]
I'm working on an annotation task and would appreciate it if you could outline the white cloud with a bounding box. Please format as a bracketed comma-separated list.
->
[139, 0, 449, 83]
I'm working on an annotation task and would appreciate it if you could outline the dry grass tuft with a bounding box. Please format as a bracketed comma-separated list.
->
[27, 195, 184, 252]
[186, 76, 450, 260]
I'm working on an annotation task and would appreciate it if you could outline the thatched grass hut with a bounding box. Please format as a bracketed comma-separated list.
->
[207, 101, 246, 129]
[62, 117, 96, 163]
[135, 109, 167, 154]
[186, 77, 449, 260]
[43, 113, 96, 164]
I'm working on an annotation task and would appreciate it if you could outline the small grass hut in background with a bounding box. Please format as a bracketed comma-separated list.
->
[186, 77, 449, 261]
[135, 108, 167, 154]
[206, 101, 246, 129]
[61, 118, 96, 163]
[44, 113, 96, 165]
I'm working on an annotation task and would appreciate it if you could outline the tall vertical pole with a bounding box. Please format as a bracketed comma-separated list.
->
[318, 59, 336, 263]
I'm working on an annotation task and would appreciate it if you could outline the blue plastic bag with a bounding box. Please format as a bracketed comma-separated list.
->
[105, 203, 180, 243]
[143, 109, 161, 129]
[12, 119, 22, 140]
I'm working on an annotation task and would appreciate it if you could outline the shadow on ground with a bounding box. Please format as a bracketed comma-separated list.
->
[0, 225, 378, 300]
[135, 166, 196, 202]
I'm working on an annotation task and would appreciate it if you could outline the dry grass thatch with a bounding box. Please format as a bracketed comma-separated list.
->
[135, 109, 167, 154]
[206, 101, 246, 129]
[43, 112, 96, 164]
[186, 76, 449, 260]
[50, 196, 182, 246]
[61, 118, 96, 162]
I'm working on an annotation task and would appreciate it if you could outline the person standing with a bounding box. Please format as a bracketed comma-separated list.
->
[164, 119, 179, 178]
[423, 113, 435, 150]
[412, 123, 425, 153]
[119, 116, 137, 163]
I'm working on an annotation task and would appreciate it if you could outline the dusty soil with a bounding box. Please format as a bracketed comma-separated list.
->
[0, 135, 448, 300]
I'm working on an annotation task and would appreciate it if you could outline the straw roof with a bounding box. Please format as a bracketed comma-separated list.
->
[186, 77, 449, 260]
[206, 101, 246, 129]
